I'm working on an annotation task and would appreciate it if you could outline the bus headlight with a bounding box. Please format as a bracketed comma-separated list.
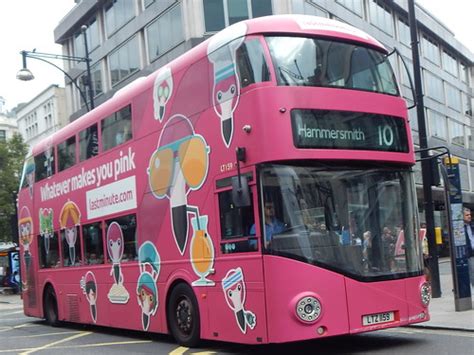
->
[296, 296, 321, 323]
[420, 282, 431, 306]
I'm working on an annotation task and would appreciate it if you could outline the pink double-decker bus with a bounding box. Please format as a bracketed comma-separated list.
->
[17, 15, 430, 347]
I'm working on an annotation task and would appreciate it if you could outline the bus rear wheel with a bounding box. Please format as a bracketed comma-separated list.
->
[43, 286, 59, 327]
[167, 283, 200, 347]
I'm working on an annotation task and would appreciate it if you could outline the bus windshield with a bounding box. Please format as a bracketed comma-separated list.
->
[259, 164, 422, 280]
[266, 36, 399, 96]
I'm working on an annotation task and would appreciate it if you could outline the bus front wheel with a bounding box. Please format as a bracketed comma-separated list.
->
[167, 283, 200, 347]
[43, 286, 59, 327]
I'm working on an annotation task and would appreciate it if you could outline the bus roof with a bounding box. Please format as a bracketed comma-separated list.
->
[31, 15, 385, 156]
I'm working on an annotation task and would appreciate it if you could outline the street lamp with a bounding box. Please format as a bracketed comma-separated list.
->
[407, 0, 441, 298]
[16, 25, 94, 111]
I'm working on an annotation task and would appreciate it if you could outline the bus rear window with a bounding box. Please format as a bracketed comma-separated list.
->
[101, 105, 132, 152]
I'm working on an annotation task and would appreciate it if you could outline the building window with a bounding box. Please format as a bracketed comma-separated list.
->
[459, 160, 469, 191]
[400, 57, 413, 89]
[74, 16, 100, 57]
[460, 63, 470, 84]
[105, 0, 135, 38]
[144, 0, 155, 8]
[293, 1, 328, 17]
[397, 18, 410, 47]
[80, 61, 103, 108]
[109, 36, 140, 86]
[421, 36, 440, 66]
[442, 51, 458, 77]
[0, 130, 5, 142]
[449, 120, 465, 147]
[146, 4, 184, 62]
[462, 91, 472, 117]
[428, 110, 447, 140]
[470, 164, 474, 191]
[101, 105, 132, 152]
[336, 0, 363, 17]
[203, 0, 272, 32]
[369, 0, 393, 36]
[445, 84, 461, 112]
[407, 101, 418, 131]
[424, 71, 444, 103]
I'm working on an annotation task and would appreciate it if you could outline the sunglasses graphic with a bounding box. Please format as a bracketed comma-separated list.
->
[148, 134, 209, 198]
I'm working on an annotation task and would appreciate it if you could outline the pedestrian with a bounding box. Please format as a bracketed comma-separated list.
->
[464, 207, 474, 286]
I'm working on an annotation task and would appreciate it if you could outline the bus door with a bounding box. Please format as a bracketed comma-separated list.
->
[205, 171, 267, 343]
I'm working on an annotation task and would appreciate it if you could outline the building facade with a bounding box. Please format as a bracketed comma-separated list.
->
[15, 85, 67, 154]
[0, 96, 19, 142]
[53, 0, 473, 228]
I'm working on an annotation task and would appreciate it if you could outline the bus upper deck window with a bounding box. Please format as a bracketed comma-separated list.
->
[101, 105, 132, 152]
[34, 148, 55, 182]
[58, 136, 76, 172]
[79, 124, 99, 162]
[236, 39, 270, 88]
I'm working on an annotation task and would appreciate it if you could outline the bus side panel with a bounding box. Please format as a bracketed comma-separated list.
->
[263, 256, 349, 343]
[18, 188, 41, 318]
[206, 256, 266, 344]
[405, 276, 430, 324]
[345, 278, 428, 333]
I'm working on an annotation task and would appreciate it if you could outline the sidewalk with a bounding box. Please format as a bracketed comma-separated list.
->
[1, 259, 473, 331]
[409, 257, 474, 332]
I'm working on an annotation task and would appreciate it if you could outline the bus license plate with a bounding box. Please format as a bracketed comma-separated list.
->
[362, 311, 394, 326]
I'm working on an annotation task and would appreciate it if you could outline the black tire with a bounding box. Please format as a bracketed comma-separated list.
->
[43, 286, 59, 327]
[167, 283, 201, 347]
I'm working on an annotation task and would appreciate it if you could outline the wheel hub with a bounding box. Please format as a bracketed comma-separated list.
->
[176, 298, 192, 334]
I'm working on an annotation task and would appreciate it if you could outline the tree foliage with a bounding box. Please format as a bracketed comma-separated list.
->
[0, 134, 28, 243]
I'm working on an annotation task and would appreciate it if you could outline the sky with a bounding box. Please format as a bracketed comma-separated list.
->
[0, 0, 472, 112]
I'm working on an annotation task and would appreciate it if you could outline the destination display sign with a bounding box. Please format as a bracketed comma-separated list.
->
[291, 109, 409, 152]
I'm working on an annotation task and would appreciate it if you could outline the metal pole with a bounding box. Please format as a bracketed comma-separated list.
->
[82, 25, 95, 110]
[408, 0, 441, 297]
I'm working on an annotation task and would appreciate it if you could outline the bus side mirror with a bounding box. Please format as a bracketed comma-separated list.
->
[232, 146, 251, 207]
[232, 175, 251, 207]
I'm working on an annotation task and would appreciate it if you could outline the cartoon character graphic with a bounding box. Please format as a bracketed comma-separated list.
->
[106, 221, 130, 304]
[207, 22, 247, 147]
[153, 66, 173, 122]
[136, 241, 160, 331]
[147, 114, 210, 255]
[80, 271, 98, 323]
[39, 208, 54, 255]
[59, 201, 81, 266]
[190, 215, 215, 286]
[222, 267, 256, 334]
[18, 206, 34, 290]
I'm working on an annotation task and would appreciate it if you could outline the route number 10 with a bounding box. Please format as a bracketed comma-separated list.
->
[378, 125, 394, 147]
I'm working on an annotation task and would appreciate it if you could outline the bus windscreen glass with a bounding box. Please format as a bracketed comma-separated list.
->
[266, 36, 399, 96]
[260, 164, 423, 281]
[291, 109, 409, 152]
